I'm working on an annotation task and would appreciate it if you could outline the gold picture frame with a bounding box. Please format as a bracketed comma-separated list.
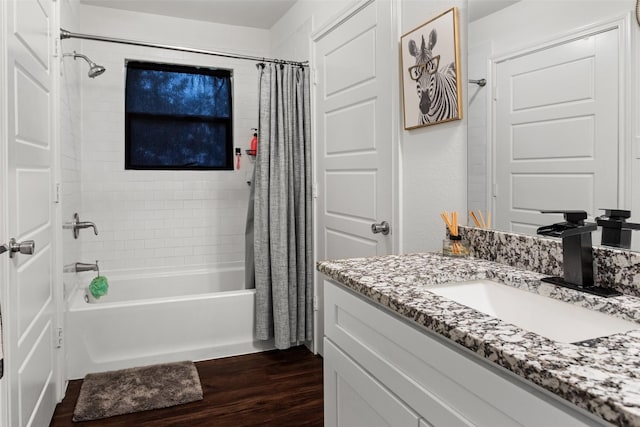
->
[400, 7, 462, 129]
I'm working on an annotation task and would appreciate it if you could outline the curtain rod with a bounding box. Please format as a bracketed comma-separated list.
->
[60, 29, 308, 67]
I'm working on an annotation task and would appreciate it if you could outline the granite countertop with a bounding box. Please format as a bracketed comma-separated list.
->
[317, 253, 640, 427]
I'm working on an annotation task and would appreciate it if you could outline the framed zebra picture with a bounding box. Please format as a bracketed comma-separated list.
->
[401, 7, 462, 129]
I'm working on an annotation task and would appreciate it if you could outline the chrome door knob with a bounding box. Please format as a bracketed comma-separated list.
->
[7, 238, 36, 258]
[371, 221, 390, 235]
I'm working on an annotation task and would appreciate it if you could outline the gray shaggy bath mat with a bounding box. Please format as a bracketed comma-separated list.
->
[72, 361, 203, 422]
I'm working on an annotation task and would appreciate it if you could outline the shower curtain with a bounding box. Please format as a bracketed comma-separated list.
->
[246, 63, 313, 350]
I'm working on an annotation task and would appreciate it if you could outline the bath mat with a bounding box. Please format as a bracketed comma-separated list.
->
[72, 361, 203, 422]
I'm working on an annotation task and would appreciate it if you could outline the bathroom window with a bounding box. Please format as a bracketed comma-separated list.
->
[125, 61, 233, 170]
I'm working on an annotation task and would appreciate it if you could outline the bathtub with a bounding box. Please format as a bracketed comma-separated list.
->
[65, 264, 273, 379]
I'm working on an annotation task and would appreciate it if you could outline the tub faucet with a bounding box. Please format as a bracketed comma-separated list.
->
[64, 213, 98, 239]
[596, 209, 640, 249]
[63, 261, 100, 273]
[537, 210, 621, 297]
[73, 262, 99, 273]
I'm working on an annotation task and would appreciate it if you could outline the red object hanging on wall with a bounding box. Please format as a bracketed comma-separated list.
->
[248, 128, 258, 156]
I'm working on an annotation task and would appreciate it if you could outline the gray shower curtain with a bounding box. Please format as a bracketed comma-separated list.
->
[246, 63, 313, 350]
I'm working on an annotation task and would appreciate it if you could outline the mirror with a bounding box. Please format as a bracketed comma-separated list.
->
[467, 0, 640, 251]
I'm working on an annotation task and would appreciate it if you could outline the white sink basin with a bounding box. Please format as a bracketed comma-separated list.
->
[427, 280, 639, 343]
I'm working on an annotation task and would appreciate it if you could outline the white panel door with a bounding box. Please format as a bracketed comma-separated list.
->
[313, 0, 396, 355]
[2, 0, 59, 425]
[324, 339, 420, 427]
[494, 29, 619, 234]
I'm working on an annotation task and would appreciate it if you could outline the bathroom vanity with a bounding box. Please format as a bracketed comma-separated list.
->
[317, 228, 640, 427]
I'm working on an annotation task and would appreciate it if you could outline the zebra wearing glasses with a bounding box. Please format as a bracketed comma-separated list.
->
[408, 29, 458, 125]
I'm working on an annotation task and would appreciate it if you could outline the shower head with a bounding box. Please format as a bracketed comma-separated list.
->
[88, 63, 106, 78]
[63, 51, 106, 78]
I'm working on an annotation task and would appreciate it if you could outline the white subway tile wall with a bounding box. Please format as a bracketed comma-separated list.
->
[77, 16, 269, 272]
[60, 28, 83, 297]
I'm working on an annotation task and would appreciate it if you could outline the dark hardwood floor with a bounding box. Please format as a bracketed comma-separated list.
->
[50, 346, 323, 427]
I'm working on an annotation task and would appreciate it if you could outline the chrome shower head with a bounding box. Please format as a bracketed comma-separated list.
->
[63, 51, 106, 78]
[88, 63, 106, 78]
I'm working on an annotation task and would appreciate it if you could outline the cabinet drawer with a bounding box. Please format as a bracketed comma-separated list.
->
[324, 339, 420, 427]
[324, 281, 609, 427]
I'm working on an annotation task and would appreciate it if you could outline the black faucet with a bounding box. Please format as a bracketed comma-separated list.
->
[596, 209, 640, 249]
[536, 210, 621, 297]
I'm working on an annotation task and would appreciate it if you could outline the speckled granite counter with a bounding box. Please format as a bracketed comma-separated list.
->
[317, 253, 640, 427]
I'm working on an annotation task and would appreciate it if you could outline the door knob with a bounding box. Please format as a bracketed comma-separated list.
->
[371, 221, 390, 235]
[1, 238, 36, 258]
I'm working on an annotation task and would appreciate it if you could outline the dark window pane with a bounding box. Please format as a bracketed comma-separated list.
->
[128, 117, 229, 168]
[126, 68, 230, 117]
[212, 78, 231, 118]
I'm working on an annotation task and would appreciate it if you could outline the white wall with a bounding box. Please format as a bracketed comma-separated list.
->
[76, 5, 269, 272]
[400, 1, 468, 253]
[270, 0, 353, 59]
[468, 0, 640, 229]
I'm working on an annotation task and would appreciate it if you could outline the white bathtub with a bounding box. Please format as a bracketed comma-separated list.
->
[65, 264, 273, 379]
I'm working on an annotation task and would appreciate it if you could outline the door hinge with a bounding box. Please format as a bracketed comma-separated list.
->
[312, 68, 318, 86]
[312, 183, 318, 199]
[492, 84, 498, 101]
[56, 327, 63, 348]
[53, 35, 60, 57]
[313, 295, 318, 312]
[54, 183, 61, 204]
[492, 183, 499, 197]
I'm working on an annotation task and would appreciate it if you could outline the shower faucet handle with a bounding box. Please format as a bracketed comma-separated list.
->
[76, 221, 99, 235]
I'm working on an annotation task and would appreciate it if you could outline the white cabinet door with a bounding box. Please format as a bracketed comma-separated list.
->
[494, 28, 620, 233]
[324, 339, 419, 427]
[2, 0, 60, 425]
